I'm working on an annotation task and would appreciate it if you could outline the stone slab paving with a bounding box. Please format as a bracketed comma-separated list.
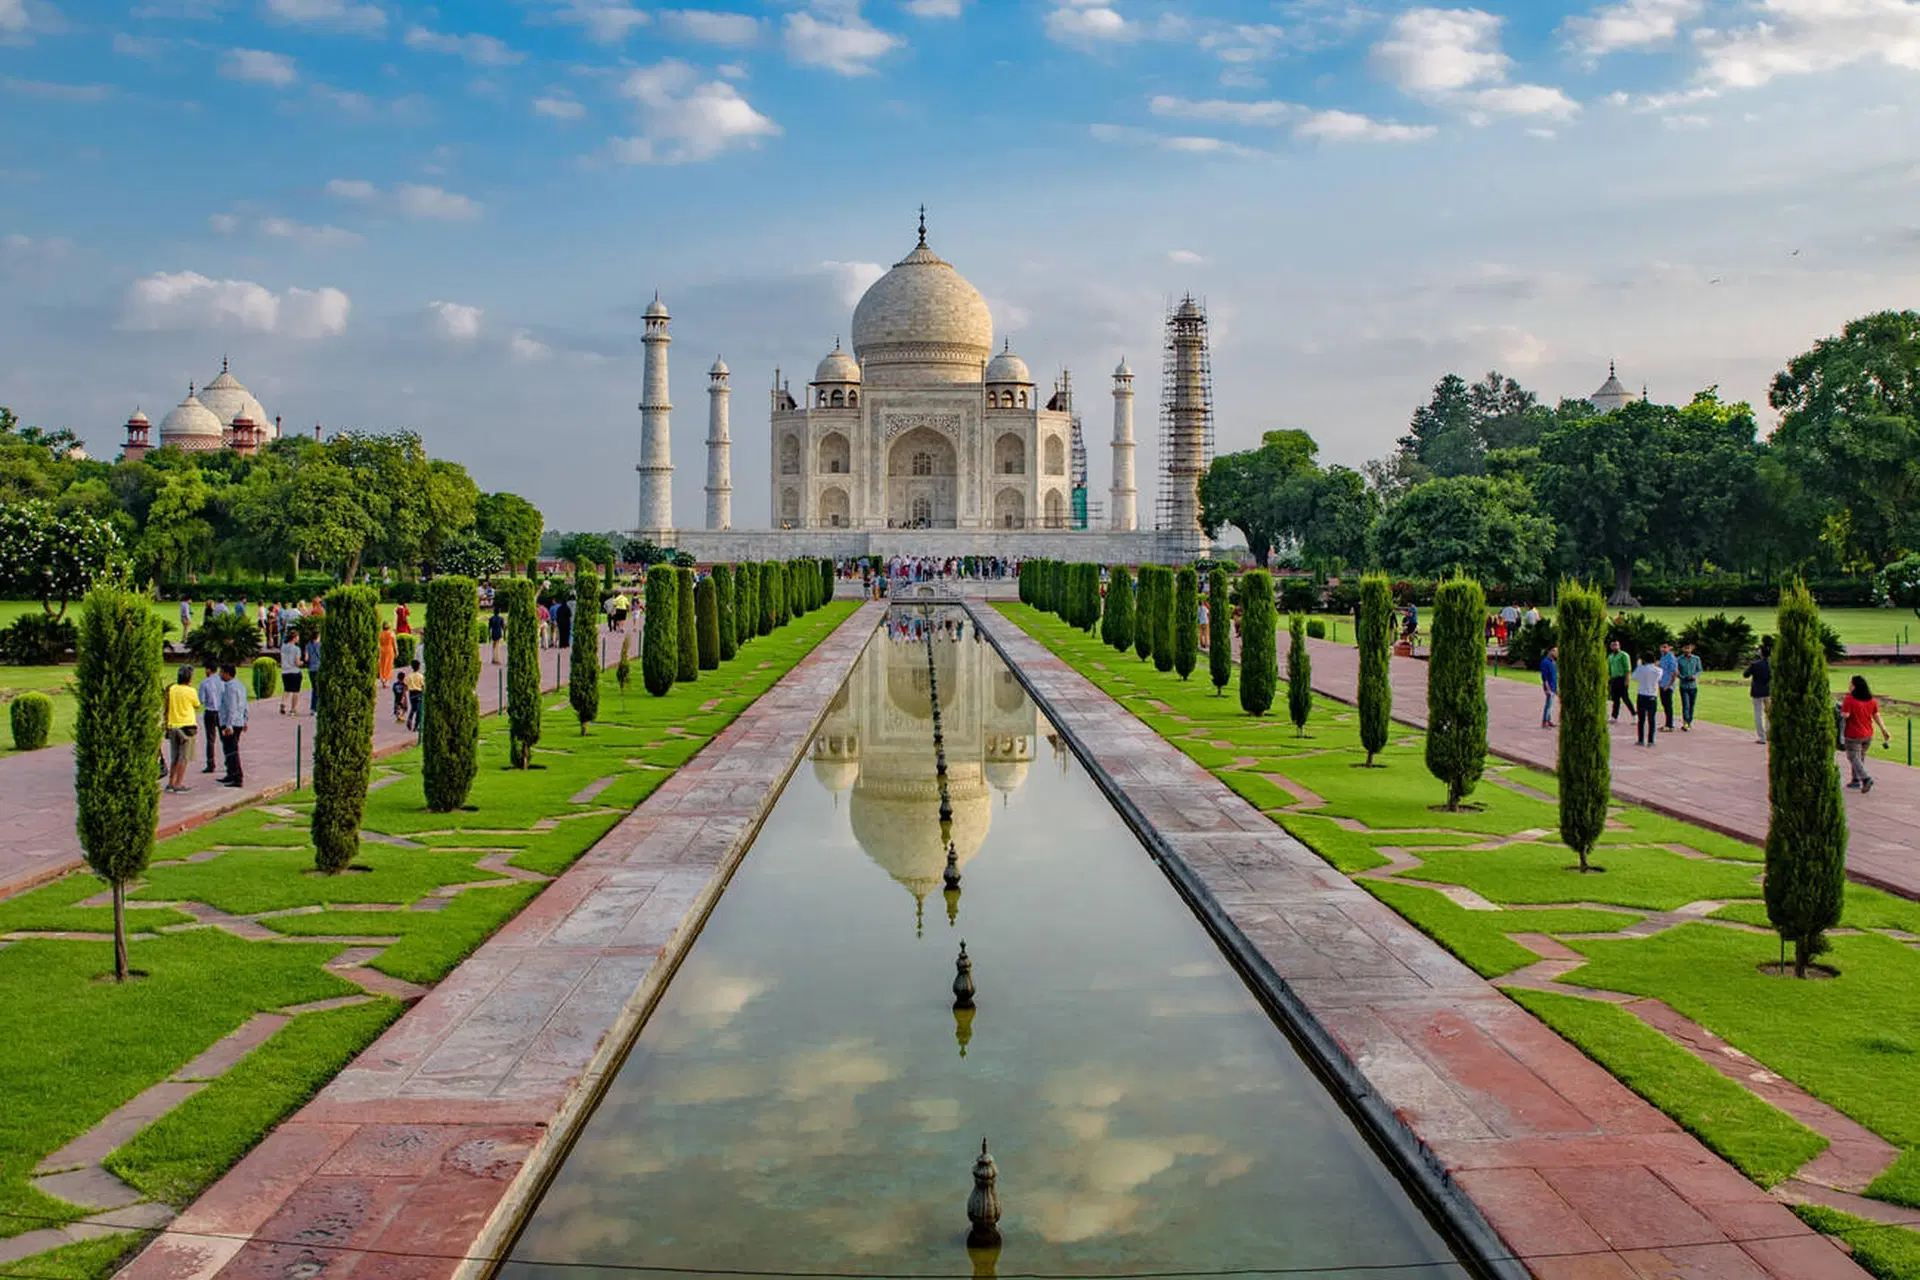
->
[0, 644, 587, 903]
[973, 606, 1864, 1280]
[117, 604, 883, 1280]
[1304, 639, 1920, 903]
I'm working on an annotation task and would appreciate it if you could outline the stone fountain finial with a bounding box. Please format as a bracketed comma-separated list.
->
[952, 940, 975, 1009]
[967, 1138, 1002, 1248]
[943, 840, 962, 890]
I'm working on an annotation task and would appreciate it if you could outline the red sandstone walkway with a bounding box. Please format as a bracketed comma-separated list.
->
[975, 606, 1863, 1280]
[1303, 639, 1920, 902]
[0, 638, 620, 902]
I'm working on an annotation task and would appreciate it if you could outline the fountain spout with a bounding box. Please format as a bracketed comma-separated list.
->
[953, 940, 976, 1009]
[967, 1138, 1002, 1249]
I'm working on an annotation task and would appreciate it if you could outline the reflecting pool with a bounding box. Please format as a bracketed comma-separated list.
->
[501, 611, 1470, 1280]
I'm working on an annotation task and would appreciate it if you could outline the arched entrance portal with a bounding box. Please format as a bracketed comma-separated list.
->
[885, 427, 957, 529]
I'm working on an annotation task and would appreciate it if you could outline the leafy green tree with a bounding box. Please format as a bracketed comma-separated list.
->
[475, 492, 544, 571]
[422, 577, 479, 811]
[1134, 567, 1155, 662]
[1555, 582, 1610, 873]
[135, 468, 213, 581]
[643, 566, 677, 696]
[558, 532, 616, 576]
[713, 563, 737, 661]
[433, 531, 505, 580]
[1358, 572, 1394, 765]
[570, 568, 601, 732]
[1173, 567, 1199, 679]
[1106, 566, 1135, 653]
[1425, 577, 1488, 810]
[0, 500, 127, 617]
[1881, 552, 1920, 622]
[1238, 571, 1277, 716]
[1287, 613, 1312, 735]
[1208, 566, 1232, 695]
[312, 586, 378, 874]
[675, 567, 698, 682]
[501, 579, 541, 768]
[1198, 430, 1317, 566]
[74, 583, 163, 981]
[1374, 476, 1556, 587]
[695, 574, 720, 670]
[1764, 582, 1848, 978]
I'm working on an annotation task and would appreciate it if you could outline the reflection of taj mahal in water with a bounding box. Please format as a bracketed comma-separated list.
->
[809, 626, 1047, 924]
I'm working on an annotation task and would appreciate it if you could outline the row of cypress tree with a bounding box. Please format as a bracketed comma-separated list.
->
[639, 558, 838, 698]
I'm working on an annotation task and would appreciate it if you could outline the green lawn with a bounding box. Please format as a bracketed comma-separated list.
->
[1000, 601, 1920, 1264]
[0, 601, 857, 1275]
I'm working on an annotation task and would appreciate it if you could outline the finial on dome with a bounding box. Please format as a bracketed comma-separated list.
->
[188, 381, 195, 396]
[1609, 360, 1617, 377]
[917, 204, 927, 248]
[221, 354, 228, 374]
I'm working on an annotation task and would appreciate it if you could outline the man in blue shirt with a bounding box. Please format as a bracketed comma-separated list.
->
[1675, 642, 1704, 731]
[197, 665, 224, 773]
[217, 663, 249, 787]
[1540, 645, 1559, 729]
[1657, 642, 1679, 731]
[304, 634, 322, 714]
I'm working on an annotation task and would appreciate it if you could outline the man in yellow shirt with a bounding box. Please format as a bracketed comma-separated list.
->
[404, 660, 425, 733]
[162, 664, 203, 793]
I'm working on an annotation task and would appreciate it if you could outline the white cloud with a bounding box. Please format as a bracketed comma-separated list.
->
[208, 213, 241, 233]
[221, 48, 298, 87]
[259, 0, 385, 34]
[661, 9, 759, 44]
[1168, 248, 1204, 264]
[534, 93, 586, 119]
[1372, 7, 1579, 123]
[112, 32, 169, 57]
[554, 0, 649, 42]
[395, 183, 481, 220]
[608, 58, 780, 162]
[259, 216, 363, 246]
[1562, 0, 1702, 57]
[1696, 0, 1920, 90]
[1464, 83, 1580, 120]
[1150, 94, 1295, 126]
[784, 8, 901, 74]
[428, 300, 483, 339]
[1149, 95, 1435, 143]
[403, 27, 524, 66]
[510, 329, 552, 361]
[122, 271, 350, 338]
[0, 0, 25, 32]
[903, 0, 961, 15]
[1045, 1, 1135, 44]
[1088, 122, 1264, 157]
[1296, 108, 1439, 140]
[821, 259, 885, 305]
[0, 76, 112, 101]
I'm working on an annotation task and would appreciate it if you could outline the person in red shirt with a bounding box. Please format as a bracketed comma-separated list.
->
[1840, 675, 1892, 794]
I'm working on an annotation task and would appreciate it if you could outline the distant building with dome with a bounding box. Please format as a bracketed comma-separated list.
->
[119, 359, 283, 461]
[1588, 362, 1642, 416]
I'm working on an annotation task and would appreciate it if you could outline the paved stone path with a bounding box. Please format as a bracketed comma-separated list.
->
[0, 639, 618, 903]
[974, 605, 1863, 1280]
[1303, 639, 1920, 902]
[118, 604, 882, 1280]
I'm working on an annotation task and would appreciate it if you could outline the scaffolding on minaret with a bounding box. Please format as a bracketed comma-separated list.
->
[1060, 370, 1089, 531]
[1157, 295, 1214, 558]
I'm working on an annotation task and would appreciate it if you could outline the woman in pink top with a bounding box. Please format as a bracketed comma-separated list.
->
[1840, 675, 1892, 794]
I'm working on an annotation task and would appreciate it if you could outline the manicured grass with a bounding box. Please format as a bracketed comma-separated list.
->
[1710, 883, 1920, 934]
[1871, 1149, 1920, 1212]
[0, 666, 79, 755]
[1403, 843, 1762, 911]
[1274, 813, 1390, 874]
[1364, 881, 1640, 979]
[0, 1232, 144, 1280]
[1794, 1206, 1920, 1280]
[0, 874, 193, 936]
[1507, 988, 1828, 1186]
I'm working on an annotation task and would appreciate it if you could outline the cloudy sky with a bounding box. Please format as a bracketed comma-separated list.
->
[4, 0, 1919, 531]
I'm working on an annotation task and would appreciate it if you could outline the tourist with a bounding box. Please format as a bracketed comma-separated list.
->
[304, 630, 322, 715]
[1523, 602, 1542, 629]
[197, 664, 224, 773]
[405, 660, 425, 732]
[163, 665, 202, 794]
[1539, 645, 1559, 729]
[613, 590, 631, 632]
[554, 596, 573, 650]
[488, 608, 505, 665]
[179, 597, 192, 639]
[1745, 642, 1772, 744]
[1657, 642, 1679, 731]
[395, 601, 412, 635]
[391, 665, 408, 723]
[1840, 676, 1892, 794]
[1676, 643, 1703, 731]
[538, 600, 552, 648]
[1607, 639, 1631, 723]
[1500, 602, 1521, 634]
[1198, 596, 1211, 650]
[279, 631, 303, 715]
[1631, 652, 1663, 747]
[377, 620, 397, 687]
[217, 663, 248, 787]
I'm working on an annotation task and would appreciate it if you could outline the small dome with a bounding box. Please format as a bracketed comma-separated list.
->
[159, 389, 223, 442]
[1590, 362, 1634, 413]
[815, 341, 862, 385]
[984, 341, 1030, 385]
[984, 759, 1029, 793]
[644, 295, 669, 319]
[197, 363, 274, 439]
[709, 356, 729, 376]
[1114, 357, 1132, 378]
[812, 757, 860, 793]
[125, 410, 151, 428]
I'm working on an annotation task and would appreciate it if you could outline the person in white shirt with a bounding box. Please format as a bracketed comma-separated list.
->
[279, 635, 304, 715]
[1630, 654, 1663, 747]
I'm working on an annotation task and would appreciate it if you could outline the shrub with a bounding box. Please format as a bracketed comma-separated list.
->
[1239, 571, 1277, 716]
[1426, 577, 1488, 810]
[394, 633, 417, 669]
[74, 584, 163, 980]
[1279, 576, 1319, 615]
[675, 568, 698, 682]
[10, 691, 53, 750]
[422, 577, 479, 812]
[1173, 568, 1199, 679]
[1761, 620, 1846, 665]
[714, 563, 737, 662]
[615, 634, 632, 701]
[1107, 567, 1135, 654]
[569, 569, 600, 732]
[1765, 583, 1847, 978]
[251, 656, 280, 699]
[1606, 614, 1675, 665]
[1, 613, 76, 664]
[501, 580, 541, 768]
[695, 575, 720, 671]
[1287, 613, 1313, 735]
[312, 586, 378, 875]
[1556, 582, 1610, 873]
[1505, 618, 1557, 671]
[1306, 620, 1326, 640]
[183, 610, 263, 669]
[1677, 612, 1758, 671]
[1208, 566, 1232, 695]
[643, 565, 677, 696]
[1133, 567, 1154, 663]
[1358, 573, 1393, 765]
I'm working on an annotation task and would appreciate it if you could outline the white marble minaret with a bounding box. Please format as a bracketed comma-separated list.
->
[635, 294, 675, 540]
[705, 356, 732, 530]
[1109, 357, 1137, 532]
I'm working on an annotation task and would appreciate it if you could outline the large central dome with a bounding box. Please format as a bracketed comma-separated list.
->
[850, 227, 993, 386]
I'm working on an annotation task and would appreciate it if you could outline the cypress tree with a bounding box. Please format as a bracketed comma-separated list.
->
[1151, 566, 1175, 673]
[1208, 566, 1232, 696]
[616, 635, 632, 703]
[735, 563, 756, 646]
[1426, 576, 1488, 810]
[1174, 567, 1200, 678]
[1053, 561, 1067, 617]
[1765, 582, 1848, 977]
[570, 568, 600, 732]
[675, 567, 698, 682]
[1358, 572, 1393, 766]
[1134, 567, 1156, 661]
[423, 577, 479, 812]
[1087, 564, 1104, 634]
[714, 563, 737, 662]
[74, 583, 163, 981]
[695, 575, 720, 670]
[1239, 570, 1277, 716]
[773, 560, 789, 627]
[1286, 611, 1314, 735]
[643, 565, 677, 696]
[1107, 567, 1135, 654]
[819, 557, 835, 606]
[502, 580, 541, 767]
[1556, 581, 1610, 873]
[758, 561, 775, 636]
[312, 585, 378, 874]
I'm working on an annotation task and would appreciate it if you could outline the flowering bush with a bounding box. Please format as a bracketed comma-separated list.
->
[0, 500, 127, 617]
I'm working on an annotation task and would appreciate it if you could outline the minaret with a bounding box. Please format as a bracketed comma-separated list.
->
[705, 356, 732, 531]
[1110, 357, 1137, 532]
[1159, 297, 1212, 557]
[635, 293, 675, 540]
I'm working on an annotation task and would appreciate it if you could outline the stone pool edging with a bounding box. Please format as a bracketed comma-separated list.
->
[969, 604, 1863, 1280]
[117, 603, 884, 1280]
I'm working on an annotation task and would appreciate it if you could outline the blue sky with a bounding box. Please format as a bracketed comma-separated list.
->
[5, 0, 1920, 530]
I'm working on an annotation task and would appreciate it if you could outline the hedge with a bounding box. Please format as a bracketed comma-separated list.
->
[10, 691, 53, 751]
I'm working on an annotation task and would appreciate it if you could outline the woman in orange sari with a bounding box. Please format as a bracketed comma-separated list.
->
[377, 619, 398, 684]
